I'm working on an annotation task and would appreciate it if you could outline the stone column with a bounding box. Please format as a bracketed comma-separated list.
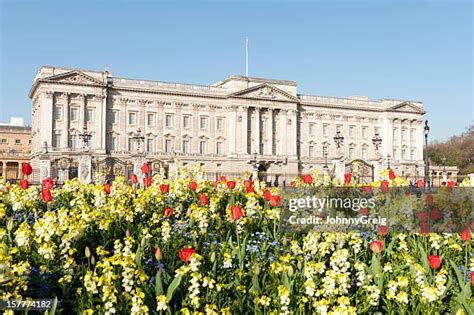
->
[290, 109, 298, 157]
[239, 106, 248, 154]
[254, 107, 261, 154]
[266, 108, 274, 155]
[119, 98, 128, 151]
[228, 105, 237, 156]
[280, 109, 287, 156]
[100, 93, 107, 151]
[192, 104, 199, 153]
[43, 91, 54, 148]
[157, 101, 164, 152]
[175, 102, 182, 153]
[61, 93, 70, 149]
[210, 105, 216, 154]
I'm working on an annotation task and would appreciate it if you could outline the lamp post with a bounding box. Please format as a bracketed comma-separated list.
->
[78, 125, 92, 151]
[372, 132, 382, 153]
[323, 146, 329, 170]
[333, 131, 344, 150]
[423, 120, 430, 191]
[386, 154, 391, 169]
[442, 155, 447, 184]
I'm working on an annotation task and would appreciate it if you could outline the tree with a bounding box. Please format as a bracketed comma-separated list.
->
[427, 124, 474, 175]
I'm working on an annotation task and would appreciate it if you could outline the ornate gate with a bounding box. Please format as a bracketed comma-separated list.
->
[50, 158, 78, 183]
[92, 157, 134, 182]
[345, 159, 374, 183]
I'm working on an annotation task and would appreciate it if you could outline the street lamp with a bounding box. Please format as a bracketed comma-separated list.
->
[424, 120, 430, 191]
[372, 132, 382, 152]
[78, 125, 92, 151]
[323, 146, 329, 170]
[333, 131, 344, 149]
[386, 153, 391, 169]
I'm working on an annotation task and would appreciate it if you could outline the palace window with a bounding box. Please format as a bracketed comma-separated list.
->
[53, 106, 62, 120]
[70, 108, 79, 121]
[52, 134, 60, 148]
[165, 139, 173, 153]
[15, 139, 21, 144]
[411, 148, 415, 160]
[216, 141, 224, 155]
[309, 123, 315, 136]
[182, 140, 190, 154]
[86, 109, 93, 122]
[216, 117, 224, 130]
[69, 134, 78, 149]
[128, 112, 137, 125]
[336, 124, 342, 133]
[165, 114, 173, 128]
[349, 125, 355, 138]
[362, 126, 368, 139]
[323, 124, 329, 137]
[183, 115, 190, 129]
[128, 138, 135, 151]
[147, 138, 154, 152]
[200, 116, 207, 130]
[309, 145, 315, 158]
[0, 139, 7, 144]
[147, 113, 155, 126]
[110, 111, 118, 124]
[402, 147, 407, 160]
[199, 140, 207, 154]
[349, 147, 355, 160]
[393, 147, 397, 158]
[393, 128, 398, 141]
[362, 147, 368, 159]
[411, 128, 416, 142]
[107, 136, 116, 151]
[402, 128, 407, 141]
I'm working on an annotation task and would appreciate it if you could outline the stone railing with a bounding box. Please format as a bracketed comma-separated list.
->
[298, 94, 379, 107]
[112, 78, 226, 94]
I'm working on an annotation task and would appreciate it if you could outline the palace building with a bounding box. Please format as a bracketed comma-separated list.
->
[29, 66, 426, 184]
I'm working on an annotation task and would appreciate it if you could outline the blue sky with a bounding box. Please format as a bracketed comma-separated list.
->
[0, 0, 472, 141]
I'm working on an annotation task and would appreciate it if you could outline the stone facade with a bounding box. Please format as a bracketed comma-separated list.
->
[29, 66, 426, 183]
[0, 118, 31, 180]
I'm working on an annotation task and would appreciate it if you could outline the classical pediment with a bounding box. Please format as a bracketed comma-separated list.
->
[230, 83, 298, 102]
[388, 102, 424, 114]
[40, 70, 106, 86]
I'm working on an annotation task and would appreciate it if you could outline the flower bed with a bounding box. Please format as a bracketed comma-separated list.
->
[0, 167, 473, 314]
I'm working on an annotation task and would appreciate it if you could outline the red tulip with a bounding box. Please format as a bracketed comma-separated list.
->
[159, 184, 169, 194]
[230, 205, 243, 221]
[425, 194, 433, 206]
[447, 180, 455, 192]
[226, 181, 236, 189]
[428, 255, 441, 269]
[361, 185, 372, 194]
[104, 183, 111, 195]
[290, 181, 296, 188]
[41, 189, 52, 203]
[419, 222, 430, 235]
[141, 163, 150, 174]
[19, 179, 29, 189]
[245, 181, 255, 193]
[42, 177, 54, 190]
[471, 272, 474, 287]
[416, 211, 428, 222]
[460, 227, 471, 241]
[416, 179, 424, 188]
[378, 225, 388, 236]
[380, 180, 389, 193]
[344, 173, 351, 185]
[199, 193, 208, 206]
[301, 174, 313, 184]
[189, 181, 197, 191]
[388, 169, 396, 180]
[130, 174, 138, 184]
[21, 162, 32, 176]
[359, 207, 368, 216]
[429, 208, 441, 221]
[370, 240, 383, 254]
[244, 180, 253, 188]
[269, 195, 281, 207]
[164, 207, 173, 218]
[263, 189, 272, 201]
[153, 247, 162, 261]
[143, 177, 152, 187]
[179, 247, 196, 263]
[220, 176, 227, 182]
